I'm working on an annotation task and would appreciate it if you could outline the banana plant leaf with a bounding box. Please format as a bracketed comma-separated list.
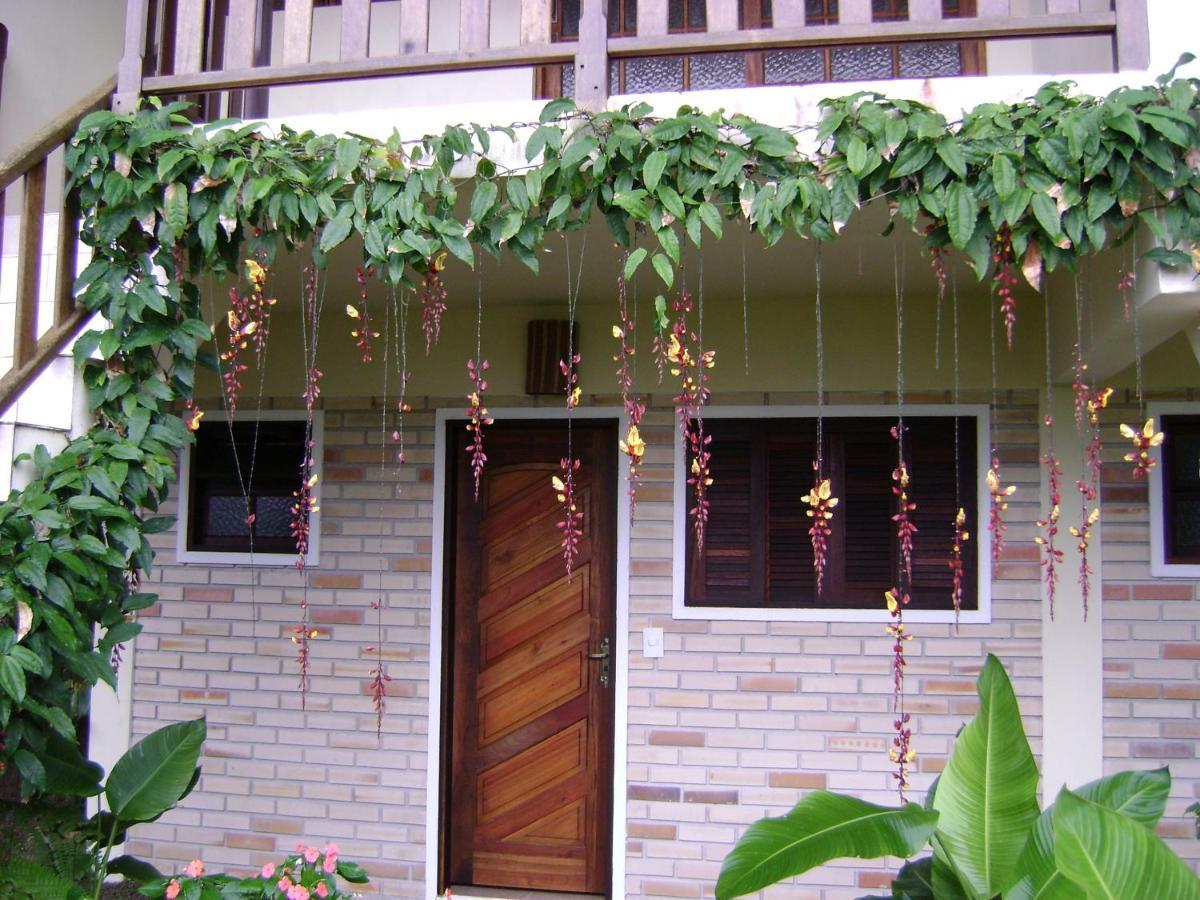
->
[1009, 766, 1172, 900]
[1052, 789, 1200, 899]
[105, 717, 206, 824]
[931, 654, 1039, 898]
[715, 790, 938, 899]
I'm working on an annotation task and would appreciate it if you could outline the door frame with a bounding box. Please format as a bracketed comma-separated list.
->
[426, 407, 631, 900]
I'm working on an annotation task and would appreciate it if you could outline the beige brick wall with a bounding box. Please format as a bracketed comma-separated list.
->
[1100, 391, 1200, 872]
[126, 391, 1045, 899]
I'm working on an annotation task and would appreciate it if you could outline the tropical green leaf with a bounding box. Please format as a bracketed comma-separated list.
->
[41, 730, 104, 796]
[1053, 789, 1200, 900]
[106, 718, 206, 823]
[643, 149, 668, 193]
[623, 247, 648, 281]
[945, 182, 978, 250]
[931, 654, 1039, 898]
[714, 791, 937, 899]
[651, 252, 674, 289]
[1011, 767, 1173, 900]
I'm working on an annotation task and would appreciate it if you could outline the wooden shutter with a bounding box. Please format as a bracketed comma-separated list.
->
[1162, 416, 1200, 564]
[765, 423, 815, 603]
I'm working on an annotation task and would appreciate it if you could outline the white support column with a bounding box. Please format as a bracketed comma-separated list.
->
[1040, 389, 1104, 801]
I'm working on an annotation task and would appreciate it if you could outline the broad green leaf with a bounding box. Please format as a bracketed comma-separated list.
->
[163, 183, 188, 241]
[698, 201, 723, 238]
[319, 213, 353, 253]
[715, 792, 938, 900]
[41, 730, 104, 797]
[846, 136, 869, 176]
[643, 149, 668, 193]
[539, 97, 575, 122]
[106, 855, 163, 885]
[936, 140, 968, 178]
[470, 181, 498, 225]
[1053, 789, 1200, 900]
[0, 655, 26, 703]
[335, 137, 362, 178]
[547, 194, 572, 222]
[945, 182, 978, 250]
[992, 154, 1017, 202]
[651, 252, 674, 290]
[106, 718, 206, 823]
[890, 141, 934, 178]
[657, 226, 680, 265]
[1031, 192, 1065, 243]
[892, 856, 936, 899]
[623, 247, 648, 281]
[932, 654, 1039, 898]
[1011, 768, 1172, 900]
[559, 135, 598, 169]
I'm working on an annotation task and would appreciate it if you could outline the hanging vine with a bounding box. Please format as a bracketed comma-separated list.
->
[1, 70, 1198, 791]
[614, 256, 646, 516]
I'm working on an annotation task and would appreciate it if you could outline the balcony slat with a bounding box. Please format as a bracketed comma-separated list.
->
[225, 0, 258, 70]
[400, 0, 430, 53]
[460, 0, 491, 52]
[55, 188, 81, 327]
[174, 0, 207, 75]
[521, 0, 551, 45]
[283, 0, 314, 65]
[706, 0, 739, 32]
[1046, 0, 1081, 12]
[15, 161, 47, 369]
[115, 0, 149, 111]
[638, 0, 669, 37]
[977, 0, 1010, 16]
[771, 0, 806, 27]
[340, 0, 372, 60]
[909, 0, 942, 22]
[840, 0, 871, 26]
[1113, 0, 1149, 70]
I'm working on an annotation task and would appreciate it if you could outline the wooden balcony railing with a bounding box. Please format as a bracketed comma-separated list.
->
[115, 0, 1151, 114]
[0, 80, 115, 416]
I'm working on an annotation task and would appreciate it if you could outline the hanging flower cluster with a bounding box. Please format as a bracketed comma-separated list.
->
[219, 295, 253, 414]
[290, 452, 320, 702]
[552, 458, 583, 579]
[949, 507, 969, 625]
[666, 291, 716, 549]
[987, 459, 1015, 565]
[891, 460, 918, 581]
[1035, 452, 1064, 619]
[804, 476, 838, 595]
[346, 266, 379, 363]
[884, 588, 915, 800]
[1118, 265, 1136, 322]
[613, 272, 646, 516]
[561, 351, 582, 409]
[465, 357, 492, 499]
[365, 598, 391, 738]
[1069, 506, 1100, 617]
[421, 253, 449, 354]
[992, 225, 1020, 350]
[1072, 379, 1110, 618]
[1120, 418, 1164, 479]
[925, 223, 948, 306]
[183, 399, 204, 432]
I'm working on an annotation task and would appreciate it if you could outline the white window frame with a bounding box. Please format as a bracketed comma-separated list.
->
[1147, 401, 1200, 578]
[175, 409, 323, 567]
[671, 404, 993, 623]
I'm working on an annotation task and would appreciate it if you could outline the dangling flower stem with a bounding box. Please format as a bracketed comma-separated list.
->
[465, 254, 492, 499]
[806, 244, 838, 595]
[421, 252, 449, 354]
[614, 255, 646, 518]
[347, 266, 379, 363]
[948, 271, 968, 627]
[1036, 286, 1062, 618]
[554, 233, 587, 579]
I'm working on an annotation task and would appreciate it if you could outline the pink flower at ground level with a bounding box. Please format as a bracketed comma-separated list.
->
[261, 862, 276, 879]
[316, 883, 330, 898]
[304, 845, 320, 864]
[184, 859, 205, 878]
[323, 854, 337, 874]
[323, 842, 339, 857]
[165, 880, 181, 900]
[288, 885, 311, 900]
[278, 875, 293, 892]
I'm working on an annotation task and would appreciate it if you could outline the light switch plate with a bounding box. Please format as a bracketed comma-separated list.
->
[643, 626, 664, 658]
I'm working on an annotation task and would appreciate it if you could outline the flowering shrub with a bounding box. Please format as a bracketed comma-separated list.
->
[139, 844, 368, 900]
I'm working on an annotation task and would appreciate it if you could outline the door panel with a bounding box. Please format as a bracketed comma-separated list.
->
[447, 422, 616, 895]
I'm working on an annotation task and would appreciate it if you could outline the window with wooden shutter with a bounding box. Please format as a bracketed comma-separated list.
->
[1159, 415, 1200, 565]
[685, 415, 978, 611]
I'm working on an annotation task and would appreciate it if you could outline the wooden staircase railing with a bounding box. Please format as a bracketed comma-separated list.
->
[0, 78, 115, 418]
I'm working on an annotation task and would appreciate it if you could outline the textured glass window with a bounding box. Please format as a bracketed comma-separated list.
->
[831, 45, 893, 80]
[559, 0, 581, 38]
[806, 0, 838, 25]
[624, 55, 684, 92]
[764, 48, 825, 84]
[872, 0, 908, 21]
[690, 52, 748, 90]
[899, 41, 963, 78]
[563, 62, 576, 97]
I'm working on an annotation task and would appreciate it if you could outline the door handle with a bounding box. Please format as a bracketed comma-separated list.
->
[587, 637, 610, 687]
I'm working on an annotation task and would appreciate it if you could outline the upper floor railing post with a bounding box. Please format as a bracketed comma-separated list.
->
[575, 0, 608, 110]
[1113, 0, 1150, 71]
[115, 0, 150, 113]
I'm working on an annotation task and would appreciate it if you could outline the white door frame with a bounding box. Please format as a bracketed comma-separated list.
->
[425, 406, 631, 899]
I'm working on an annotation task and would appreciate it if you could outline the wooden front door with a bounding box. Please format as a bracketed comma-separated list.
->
[445, 421, 616, 895]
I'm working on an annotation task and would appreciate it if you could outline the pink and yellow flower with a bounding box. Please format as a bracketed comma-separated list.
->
[165, 880, 181, 900]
